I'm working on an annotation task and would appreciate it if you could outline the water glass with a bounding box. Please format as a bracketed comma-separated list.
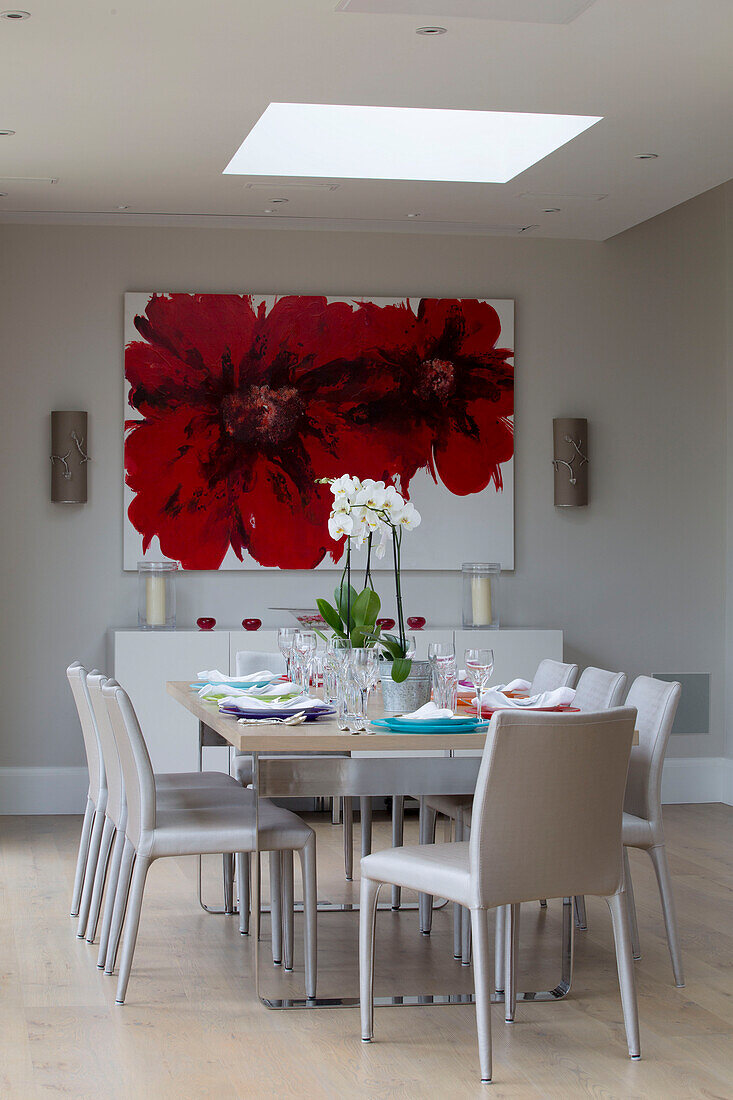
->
[292, 630, 317, 694]
[277, 626, 298, 682]
[432, 657, 458, 711]
[464, 648, 495, 721]
[324, 637, 351, 707]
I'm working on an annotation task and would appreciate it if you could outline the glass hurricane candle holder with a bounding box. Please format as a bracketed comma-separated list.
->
[462, 563, 500, 629]
[138, 561, 177, 630]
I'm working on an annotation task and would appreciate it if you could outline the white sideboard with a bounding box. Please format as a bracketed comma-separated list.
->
[110, 627, 563, 774]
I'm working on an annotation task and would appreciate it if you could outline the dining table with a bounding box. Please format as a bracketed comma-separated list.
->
[167, 680, 637, 1013]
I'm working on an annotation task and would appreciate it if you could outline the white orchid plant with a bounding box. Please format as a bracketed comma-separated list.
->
[316, 475, 422, 682]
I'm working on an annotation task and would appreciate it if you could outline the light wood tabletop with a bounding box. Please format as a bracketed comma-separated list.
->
[166, 681, 491, 752]
[166, 681, 639, 752]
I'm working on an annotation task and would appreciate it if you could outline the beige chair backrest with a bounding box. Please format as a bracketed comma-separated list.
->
[87, 674, 124, 827]
[103, 682, 157, 848]
[67, 662, 106, 799]
[530, 659, 579, 694]
[623, 676, 681, 828]
[574, 667, 627, 711]
[235, 650, 286, 676]
[468, 708, 636, 909]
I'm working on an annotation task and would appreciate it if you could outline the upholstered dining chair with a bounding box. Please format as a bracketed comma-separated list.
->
[530, 658, 579, 694]
[102, 681, 317, 1005]
[622, 675, 684, 987]
[67, 662, 107, 932]
[416, 655, 581, 938]
[84, 671, 239, 969]
[359, 708, 640, 1083]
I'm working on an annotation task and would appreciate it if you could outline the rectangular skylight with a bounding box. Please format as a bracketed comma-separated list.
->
[223, 103, 602, 184]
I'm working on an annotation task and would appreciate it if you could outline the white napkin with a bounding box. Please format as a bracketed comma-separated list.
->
[399, 701, 455, 721]
[218, 693, 324, 712]
[480, 686, 576, 711]
[198, 680, 299, 700]
[197, 668, 276, 683]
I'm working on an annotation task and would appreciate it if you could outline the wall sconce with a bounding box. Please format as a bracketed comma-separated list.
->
[50, 411, 90, 503]
[552, 418, 588, 507]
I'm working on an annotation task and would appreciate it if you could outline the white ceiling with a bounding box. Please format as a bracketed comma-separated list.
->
[0, 0, 731, 240]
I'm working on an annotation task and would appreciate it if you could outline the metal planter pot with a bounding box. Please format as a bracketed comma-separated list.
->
[379, 660, 432, 716]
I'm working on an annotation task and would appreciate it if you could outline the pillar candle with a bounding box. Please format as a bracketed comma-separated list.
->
[471, 576, 493, 626]
[146, 575, 166, 627]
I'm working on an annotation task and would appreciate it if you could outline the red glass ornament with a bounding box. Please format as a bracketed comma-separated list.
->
[407, 616, 426, 630]
[376, 617, 396, 631]
[242, 618, 262, 631]
[196, 617, 216, 631]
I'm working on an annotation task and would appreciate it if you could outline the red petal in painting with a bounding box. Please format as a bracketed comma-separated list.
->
[124, 293, 514, 569]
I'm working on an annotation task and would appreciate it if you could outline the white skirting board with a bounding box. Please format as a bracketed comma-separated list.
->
[2, 758, 732, 815]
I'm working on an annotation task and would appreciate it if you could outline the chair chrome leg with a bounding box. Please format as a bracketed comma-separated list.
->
[282, 850, 294, 971]
[98, 826, 125, 968]
[391, 796, 404, 909]
[223, 853, 235, 915]
[105, 839, 135, 975]
[269, 850, 283, 965]
[504, 903, 519, 1022]
[360, 797, 373, 859]
[418, 799, 437, 933]
[494, 905, 506, 993]
[343, 796, 354, 881]
[115, 854, 151, 1005]
[236, 852, 250, 935]
[331, 796, 343, 825]
[573, 894, 588, 931]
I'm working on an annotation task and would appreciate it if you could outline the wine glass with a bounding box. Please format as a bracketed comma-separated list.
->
[349, 648, 379, 722]
[277, 626, 297, 682]
[464, 648, 495, 721]
[293, 630, 317, 694]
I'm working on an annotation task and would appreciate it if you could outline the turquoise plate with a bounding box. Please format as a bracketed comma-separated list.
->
[386, 715, 479, 729]
[370, 718, 490, 734]
[190, 679, 275, 690]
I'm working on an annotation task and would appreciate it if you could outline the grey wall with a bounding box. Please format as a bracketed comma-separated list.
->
[0, 185, 728, 769]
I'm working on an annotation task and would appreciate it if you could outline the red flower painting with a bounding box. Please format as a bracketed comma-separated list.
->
[124, 293, 514, 570]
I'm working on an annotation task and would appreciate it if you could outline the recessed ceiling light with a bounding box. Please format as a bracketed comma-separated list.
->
[0, 129, 16, 136]
[416, 26, 446, 35]
[264, 208, 274, 214]
[406, 212, 421, 218]
[116, 204, 130, 210]
[270, 197, 289, 204]
[0, 192, 7, 197]
[543, 207, 561, 213]
[0, 10, 31, 19]
[635, 152, 658, 159]
[224, 103, 603, 185]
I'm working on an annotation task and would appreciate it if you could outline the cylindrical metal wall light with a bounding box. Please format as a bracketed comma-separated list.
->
[552, 418, 588, 507]
[50, 411, 89, 503]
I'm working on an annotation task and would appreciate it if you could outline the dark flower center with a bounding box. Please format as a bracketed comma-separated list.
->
[417, 358, 456, 401]
[221, 385, 305, 446]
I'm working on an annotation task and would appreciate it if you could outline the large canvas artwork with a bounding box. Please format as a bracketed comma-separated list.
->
[123, 293, 515, 570]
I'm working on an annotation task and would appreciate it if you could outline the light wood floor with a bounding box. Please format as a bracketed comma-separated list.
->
[1, 804, 732, 1099]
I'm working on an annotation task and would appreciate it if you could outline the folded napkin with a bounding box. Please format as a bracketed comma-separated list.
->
[400, 701, 455, 721]
[218, 693, 324, 712]
[198, 680, 298, 701]
[197, 668, 276, 683]
[458, 676, 531, 693]
[480, 686, 576, 711]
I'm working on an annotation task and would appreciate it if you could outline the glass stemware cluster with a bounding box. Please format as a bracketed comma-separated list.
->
[278, 626, 319, 693]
